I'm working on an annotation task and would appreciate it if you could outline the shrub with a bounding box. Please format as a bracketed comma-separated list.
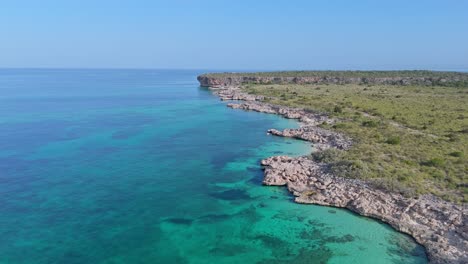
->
[329, 160, 366, 179]
[333, 123, 347, 129]
[371, 178, 417, 198]
[447, 132, 461, 142]
[318, 122, 331, 129]
[430, 170, 445, 179]
[362, 120, 379, 127]
[403, 160, 417, 166]
[333, 105, 343, 113]
[421, 158, 445, 167]
[449, 151, 464, 157]
[311, 148, 344, 163]
[385, 136, 401, 145]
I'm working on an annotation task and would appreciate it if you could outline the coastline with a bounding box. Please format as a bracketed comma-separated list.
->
[199, 80, 467, 264]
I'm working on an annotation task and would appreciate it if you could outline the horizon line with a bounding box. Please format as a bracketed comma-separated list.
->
[1, 67, 468, 73]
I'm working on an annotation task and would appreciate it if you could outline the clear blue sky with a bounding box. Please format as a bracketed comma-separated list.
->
[1, 0, 467, 70]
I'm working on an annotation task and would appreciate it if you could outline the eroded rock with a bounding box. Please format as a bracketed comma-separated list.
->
[261, 156, 468, 264]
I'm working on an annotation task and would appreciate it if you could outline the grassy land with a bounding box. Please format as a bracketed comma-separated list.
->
[203, 70, 468, 80]
[242, 83, 468, 203]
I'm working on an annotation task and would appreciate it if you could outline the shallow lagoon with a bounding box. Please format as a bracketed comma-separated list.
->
[0, 69, 427, 263]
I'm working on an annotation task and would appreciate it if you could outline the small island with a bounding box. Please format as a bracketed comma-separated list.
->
[198, 70, 468, 264]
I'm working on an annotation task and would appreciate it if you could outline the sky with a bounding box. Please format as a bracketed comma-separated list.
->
[1, 0, 467, 70]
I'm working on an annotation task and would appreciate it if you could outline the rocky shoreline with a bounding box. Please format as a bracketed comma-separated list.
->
[202, 83, 467, 264]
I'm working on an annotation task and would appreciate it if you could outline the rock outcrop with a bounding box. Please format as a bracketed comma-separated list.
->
[199, 78, 468, 264]
[266, 127, 350, 151]
[211, 87, 351, 150]
[210, 86, 265, 101]
[261, 156, 467, 264]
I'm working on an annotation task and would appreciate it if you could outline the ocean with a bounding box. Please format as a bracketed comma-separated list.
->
[0, 69, 427, 263]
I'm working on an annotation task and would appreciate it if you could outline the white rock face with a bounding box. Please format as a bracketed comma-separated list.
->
[261, 156, 467, 264]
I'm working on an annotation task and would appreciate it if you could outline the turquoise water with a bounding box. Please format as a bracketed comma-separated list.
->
[0, 69, 427, 264]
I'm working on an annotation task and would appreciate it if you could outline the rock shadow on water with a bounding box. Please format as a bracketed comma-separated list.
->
[209, 188, 251, 201]
[386, 233, 428, 262]
[299, 220, 355, 245]
[247, 166, 265, 185]
[246, 165, 262, 175]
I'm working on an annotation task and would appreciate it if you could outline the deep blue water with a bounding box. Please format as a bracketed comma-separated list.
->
[0, 69, 427, 263]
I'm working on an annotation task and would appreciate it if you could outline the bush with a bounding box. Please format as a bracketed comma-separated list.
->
[329, 160, 366, 179]
[449, 151, 464, 157]
[333, 123, 347, 129]
[371, 178, 417, 198]
[385, 136, 401, 145]
[362, 120, 379, 127]
[311, 148, 344, 163]
[333, 105, 343, 113]
[403, 160, 417, 166]
[448, 133, 460, 142]
[421, 158, 445, 167]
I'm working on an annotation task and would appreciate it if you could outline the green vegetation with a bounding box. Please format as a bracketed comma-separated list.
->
[202, 71, 468, 87]
[449, 151, 464, 158]
[202, 70, 468, 78]
[385, 136, 401, 145]
[312, 148, 345, 163]
[421, 158, 446, 167]
[242, 81, 468, 202]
